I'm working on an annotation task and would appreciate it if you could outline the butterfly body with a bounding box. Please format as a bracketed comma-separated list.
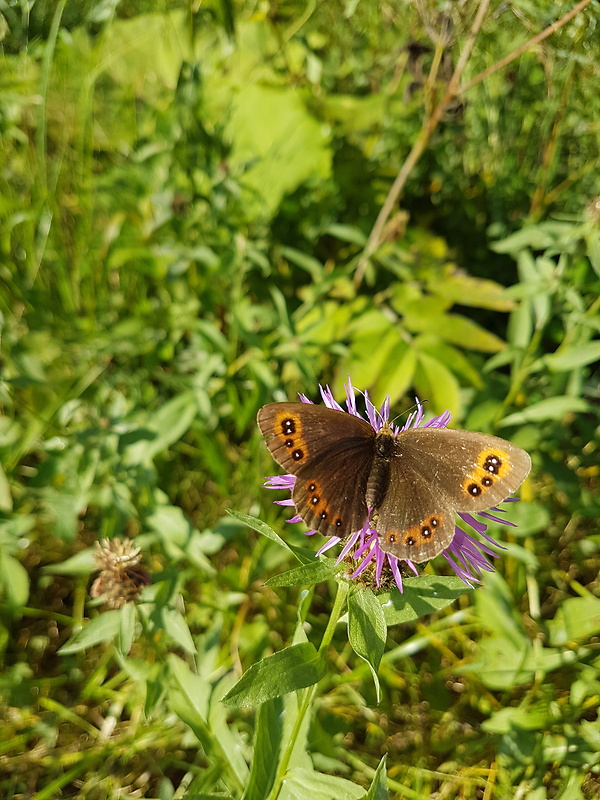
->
[258, 402, 531, 562]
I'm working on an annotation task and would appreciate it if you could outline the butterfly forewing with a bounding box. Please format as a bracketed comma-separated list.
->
[393, 428, 531, 513]
[257, 403, 376, 537]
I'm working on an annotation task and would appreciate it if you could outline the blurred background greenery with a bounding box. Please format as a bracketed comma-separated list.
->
[1, 0, 599, 798]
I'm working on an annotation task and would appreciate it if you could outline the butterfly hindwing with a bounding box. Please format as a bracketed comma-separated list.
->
[374, 458, 457, 561]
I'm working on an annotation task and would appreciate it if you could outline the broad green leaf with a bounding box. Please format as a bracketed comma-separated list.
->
[481, 704, 551, 734]
[499, 396, 589, 426]
[0, 553, 29, 606]
[370, 340, 417, 406]
[43, 547, 96, 575]
[265, 559, 341, 587]
[414, 352, 461, 418]
[59, 610, 122, 654]
[494, 502, 549, 537]
[320, 93, 386, 132]
[281, 691, 313, 773]
[341, 312, 401, 391]
[544, 342, 600, 371]
[222, 642, 326, 707]
[241, 697, 284, 800]
[507, 300, 533, 350]
[492, 222, 576, 254]
[464, 634, 581, 690]
[168, 653, 211, 722]
[161, 608, 196, 655]
[147, 505, 215, 574]
[365, 755, 389, 800]
[228, 510, 289, 550]
[123, 392, 197, 466]
[348, 589, 387, 703]
[168, 666, 249, 790]
[379, 577, 471, 626]
[280, 247, 323, 280]
[280, 768, 365, 800]
[435, 314, 507, 352]
[430, 273, 515, 311]
[208, 676, 251, 787]
[414, 336, 484, 389]
[547, 596, 600, 646]
[324, 224, 367, 246]
[228, 84, 331, 217]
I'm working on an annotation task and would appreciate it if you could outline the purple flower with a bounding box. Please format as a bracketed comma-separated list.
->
[263, 379, 519, 594]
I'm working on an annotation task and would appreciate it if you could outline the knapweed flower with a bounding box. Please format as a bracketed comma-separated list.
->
[263, 379, 525, 593]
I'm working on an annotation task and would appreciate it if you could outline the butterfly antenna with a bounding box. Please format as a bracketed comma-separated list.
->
[389, 398, 429, 428]
[352, 386, 386, 425]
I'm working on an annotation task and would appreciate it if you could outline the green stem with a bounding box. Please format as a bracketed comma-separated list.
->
[265, 580, 349, 800]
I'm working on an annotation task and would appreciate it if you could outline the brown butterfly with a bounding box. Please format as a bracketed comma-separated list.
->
[257, 402, 531, 562]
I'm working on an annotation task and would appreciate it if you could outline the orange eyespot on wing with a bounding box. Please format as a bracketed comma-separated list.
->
[462, 446, 511, 500]
[383, 513, 445, 549]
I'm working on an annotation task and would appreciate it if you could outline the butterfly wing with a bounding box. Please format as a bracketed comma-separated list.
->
[257, 402, 376, 537]
[376, 427, 531, 562]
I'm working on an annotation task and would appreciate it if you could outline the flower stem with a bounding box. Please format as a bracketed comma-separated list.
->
[265, 579, 349, 800]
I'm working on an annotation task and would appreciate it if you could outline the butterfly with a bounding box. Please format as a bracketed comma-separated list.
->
[257, 402, 531, 562]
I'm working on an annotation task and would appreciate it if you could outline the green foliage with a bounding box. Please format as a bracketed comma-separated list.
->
[1, 0, 599, 798]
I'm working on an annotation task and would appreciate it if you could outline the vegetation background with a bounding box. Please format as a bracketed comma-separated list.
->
[1, 0, 599, 798]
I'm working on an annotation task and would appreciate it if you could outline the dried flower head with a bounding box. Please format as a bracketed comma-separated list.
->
[90, 538, 150, 609]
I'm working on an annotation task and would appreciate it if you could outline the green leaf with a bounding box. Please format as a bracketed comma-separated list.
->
[118, 601, 136, 656]
[547, 596, 600, 646]
[587, 230, 600, 279]
[0, 553, 29, 606]
[370, 340, 417, 406]
[379, 577, 471, 626]
[228, 84, 331, 217]
[43, 547, 96, 575]
[280, 768, 365, 800]
[0, 462, 13, 510]
[228, 510, 289, 550]
[414, 352, 461, 418]
[168, 653, 211, 722]
[543, 341, 600, 371]
[498, 396, 589, 426]
[481, 704, 551, 734]
[348, 589, 387, 703]
[491, 222, 575, 253]
[208, 677, 251, 787]
[280, 247, 324, 280]
[465, 634, 580, 690]
[161, 608, 196, 655]
[494, 502, 549, 537]
[324, 224, 367, 246]
[265, 559, 341, 587]
[241, 697, 284, 800]
[429, 273, 515, 312]
[59, 610, 122, 654]
[365, 755, 389, 800]
[123, 392, 197, 466]
[227, 510, 315, 565]
[222, 642, 326, 707]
